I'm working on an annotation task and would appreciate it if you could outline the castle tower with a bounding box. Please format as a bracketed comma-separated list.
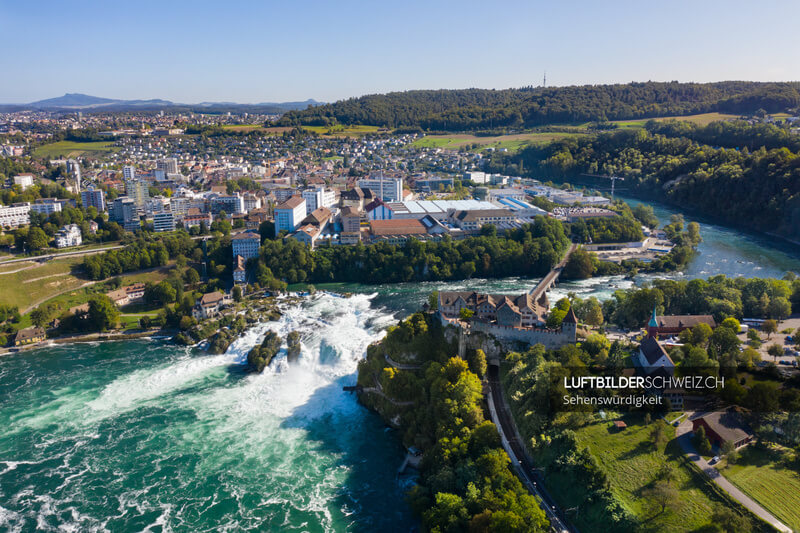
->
[562, 306, 578, 341]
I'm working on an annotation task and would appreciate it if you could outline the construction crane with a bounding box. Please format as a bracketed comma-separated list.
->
[581, 174, 624, 200]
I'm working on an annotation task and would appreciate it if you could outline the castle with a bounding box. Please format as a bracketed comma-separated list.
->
[437, 291, 577, 349]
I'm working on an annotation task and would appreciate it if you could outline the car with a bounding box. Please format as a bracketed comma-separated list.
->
[780, 360, 790, 365]
[710, 456, 720, 465]
[786, 335, 794, 343]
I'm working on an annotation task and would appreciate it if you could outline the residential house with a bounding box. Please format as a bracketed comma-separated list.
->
[14, 326, 46, 345]
[193, 291, 225, 320]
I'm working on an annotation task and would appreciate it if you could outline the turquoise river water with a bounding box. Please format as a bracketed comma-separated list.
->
[2, 197, 800, 532]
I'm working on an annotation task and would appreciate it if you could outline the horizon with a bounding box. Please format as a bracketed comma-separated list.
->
[8, 79, 800, 107]
[2, 0, 800, 104]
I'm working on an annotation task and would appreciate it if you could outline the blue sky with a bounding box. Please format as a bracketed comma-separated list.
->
[1, 0, 798, 104]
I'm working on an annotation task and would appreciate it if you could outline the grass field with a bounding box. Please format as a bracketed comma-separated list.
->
[607, 112, 742, 129]
[0, 257, 86, 310]
[33, 141, 119, 159]
[571, 412, 757, 532]
[718, 445, 800, 532]
[409, 131, 584, 152]
[220, 124, 268, 132]
[301, 124, 382, 136]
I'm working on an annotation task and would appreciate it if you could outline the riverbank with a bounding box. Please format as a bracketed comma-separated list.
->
[558, 174, 800, 258]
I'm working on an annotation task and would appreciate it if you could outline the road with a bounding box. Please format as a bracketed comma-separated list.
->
[0, 244, 127, 265]
[675, 415, 791, 533]
[0, 232, 219, 266]
[487, 365, 575, 533]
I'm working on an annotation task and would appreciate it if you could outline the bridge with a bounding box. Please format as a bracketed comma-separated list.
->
[529, 243, 577, 300]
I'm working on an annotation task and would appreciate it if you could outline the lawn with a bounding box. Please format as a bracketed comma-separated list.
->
[33, 141, 119, 159]
[570, 412, 761, 532]
[0, 257, 86, 310]
[409, 132, 584, 152]
[718, 444, 800, 532]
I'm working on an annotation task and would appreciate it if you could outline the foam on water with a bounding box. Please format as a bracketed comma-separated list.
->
[0, 292, 413, 532]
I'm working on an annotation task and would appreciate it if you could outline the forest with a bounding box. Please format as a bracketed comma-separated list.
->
[258, 218, 571, 284]
[357, 312, 549, 532]
[499, 127, 800, 239]
[278, 82, 800, 131]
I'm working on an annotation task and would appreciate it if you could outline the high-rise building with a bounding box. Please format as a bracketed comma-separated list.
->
[157, 158, 179, 175]
[301, 187, 336, 215]
[274, 197, 306, 236]
[357, 176, 403, 202]
[111, 197, 140, 231]
[66, 159, 81, 191]
[125, 180, 149, 208]
[152, 212, 175, 232]
[122, 165, 136, 181]
[80, 185, 106, 212]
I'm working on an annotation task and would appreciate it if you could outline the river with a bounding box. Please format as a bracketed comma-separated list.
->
[2, 198, 800, 531]
[0, 294, 416, 532]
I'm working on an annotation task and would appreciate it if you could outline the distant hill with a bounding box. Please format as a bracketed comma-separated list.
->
[277, 81, 800, 131]
[0, 94, 322, 114]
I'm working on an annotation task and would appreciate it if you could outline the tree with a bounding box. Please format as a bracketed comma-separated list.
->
[467, 349, 487, 378]
[693, 425, 712, 455]
[767, 343, 784, 361]
[87, 295, 119, 331]
[152, 281, 177, 304]
[719, 317, 740, 333]
[26, 226, 49, 250]
[459, 308, 474, 321]
[184, 267, 200, 285]
[762, 319, 778, 339]
[427, 291, 439, 311]
[643, 480, 679, 515]
[721, 440, 739, 464]
[768, 296, 791, 321]
[30, 302, 61, 328]
[584, 298, 604, 327]
[232, 285, 242, 302]
[563, 247, 594, 279]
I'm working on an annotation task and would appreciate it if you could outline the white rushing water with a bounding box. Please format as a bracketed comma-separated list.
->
[0, 292, 414, 532]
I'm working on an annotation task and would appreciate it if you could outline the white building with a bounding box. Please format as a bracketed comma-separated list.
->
[153, 212, 175, 232]
[274, 196, 306, 236]
[463, 171, 489, 184]
[0, 203, 31, 228]
[30, 199, 63, 215]
[232, 231, 261, 260]
[243, 194, 262, 212]
[301, 187, 336, 215]
[122, 165, 136, 181]
[13, 174, 35, 190]
[357, 176, 403, 202]
[55, 224, 82, 248]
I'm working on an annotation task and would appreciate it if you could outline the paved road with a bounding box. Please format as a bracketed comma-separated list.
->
[0, 244, 126, 265]
[487, 365, 575, 533]
[675, 415, 791, 533]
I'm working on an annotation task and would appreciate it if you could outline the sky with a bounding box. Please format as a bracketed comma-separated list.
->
[1, 0, 799, 104]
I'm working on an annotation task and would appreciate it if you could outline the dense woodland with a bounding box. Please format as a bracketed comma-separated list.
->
[358, 312, 549, 532]
[258, 218, 571, 284]
[278, 82, 800, 130]
[497, 127, 800, 239]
